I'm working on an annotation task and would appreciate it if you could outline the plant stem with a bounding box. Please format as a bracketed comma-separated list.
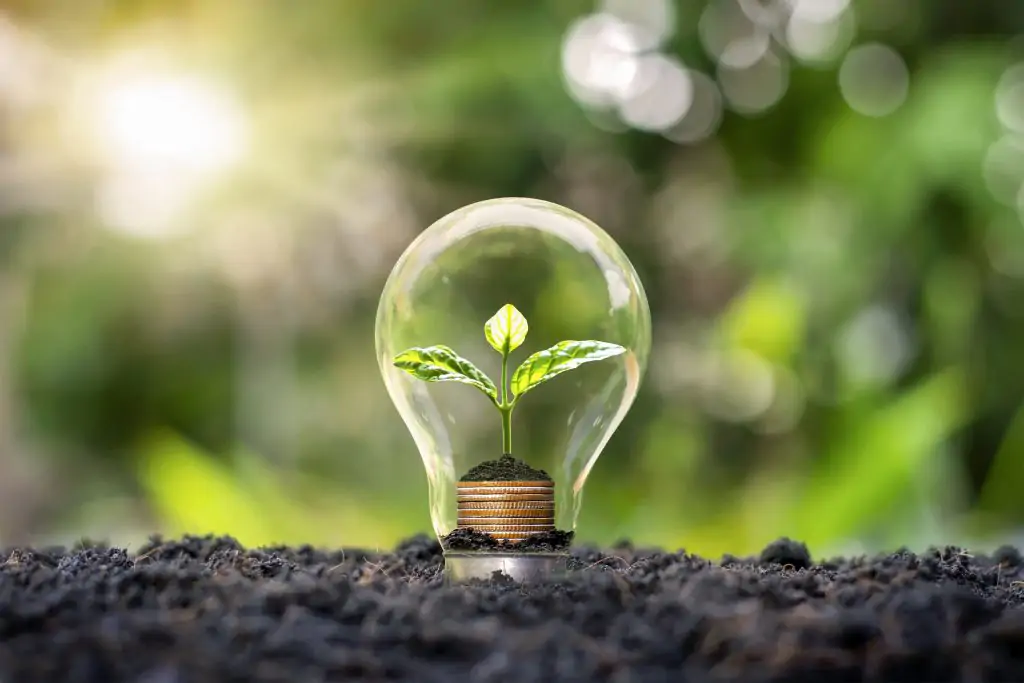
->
[500, 350, 511, 453]
[501, 353, 508, 407]
[501, 406, 512, 454]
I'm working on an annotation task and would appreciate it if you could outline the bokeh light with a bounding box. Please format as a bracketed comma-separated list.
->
[982, 135, 1024, 206]
[784, 5, 856, 65]
[838, 43, 910, 117]
[737, 0, 788, 29]
[665, 70, 724, 143]
[561, 6, 693, 134]
[785, 0, 850, 23]
[700, 0, 772, 69]
[562, 13, 645, 109]
[995, 63, 1024, 134]
[837, 305, 914, 388]
[702, 349, 776, 423]
[597, 0, 674, 52]
[619, 53, 694, 132]
[718, 49, 789, 115]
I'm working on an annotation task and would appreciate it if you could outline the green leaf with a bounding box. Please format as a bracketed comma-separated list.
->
[393, 345, 497, 400]
[790, 367, 968, 548]
[484, 303, 528, 355]
[511, 340, 626, 399]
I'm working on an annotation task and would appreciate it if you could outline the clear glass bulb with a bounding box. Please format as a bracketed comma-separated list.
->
[375, 197, 651, 580]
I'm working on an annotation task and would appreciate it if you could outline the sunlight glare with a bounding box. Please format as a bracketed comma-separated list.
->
[93, 74, 247, 175]
[82, 63, 249, 238]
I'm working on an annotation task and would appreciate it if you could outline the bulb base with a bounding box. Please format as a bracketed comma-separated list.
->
[443, 551, 567, 583]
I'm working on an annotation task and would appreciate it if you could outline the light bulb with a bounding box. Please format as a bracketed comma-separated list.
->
[376, 197, 651, 580]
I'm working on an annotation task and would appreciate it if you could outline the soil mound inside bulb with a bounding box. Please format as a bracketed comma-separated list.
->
[459, 454, 551, 482]
[443, 527, 574, 553]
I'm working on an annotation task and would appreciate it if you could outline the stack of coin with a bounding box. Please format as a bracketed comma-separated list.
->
[456, 480, 555, 543]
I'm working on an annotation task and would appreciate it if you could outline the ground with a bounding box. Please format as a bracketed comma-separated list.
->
[1, 535, 1022, 682]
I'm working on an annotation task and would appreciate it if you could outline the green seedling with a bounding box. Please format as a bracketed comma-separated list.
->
[393, 304, 625, 453]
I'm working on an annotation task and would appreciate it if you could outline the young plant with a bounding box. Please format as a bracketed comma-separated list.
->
[393, 304, 625, 454]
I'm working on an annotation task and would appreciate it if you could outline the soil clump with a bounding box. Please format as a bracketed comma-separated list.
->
[442, 527, 574, 552]
[1, 534, 1023, 682]
[459, 454, 551, 482]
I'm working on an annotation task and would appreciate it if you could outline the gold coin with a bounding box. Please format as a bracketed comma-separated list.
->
[456, 493, 554, 503]
[457, 487, 554, 497]
[458, 515, 555, 524]
[458, 508, 555, 519]
[457, 523, 555, 532]
[458, 500, 554, 511]
[458, 521, 556, 529]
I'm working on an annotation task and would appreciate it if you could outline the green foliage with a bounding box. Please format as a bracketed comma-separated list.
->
[791, 368, 969, 548]
[484, 303, 528, 355]
[393, 304, 625, 452]
[137, 431, 410, 547]
[511, 340, 626, 399]
[392, 345, 498, 401]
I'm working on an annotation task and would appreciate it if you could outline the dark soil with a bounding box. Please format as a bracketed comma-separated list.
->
[2, 535, 1024, 683]
[460, 454, 551, 481]
[442, 527, 574, 552]
[756, 537, 812, 569]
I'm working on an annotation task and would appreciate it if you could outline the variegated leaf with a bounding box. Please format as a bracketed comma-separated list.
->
[484, 303, 529, 355]
[393, 345, 497, 400]
[511, 340, 625, 399]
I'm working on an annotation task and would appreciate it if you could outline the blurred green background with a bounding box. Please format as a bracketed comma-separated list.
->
[0, 0, 1022, 558]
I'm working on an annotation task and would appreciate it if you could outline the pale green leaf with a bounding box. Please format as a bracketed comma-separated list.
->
[393, 345, 497, 400]
[484, 303, 529, 355]
[511, 340, 626, 399]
